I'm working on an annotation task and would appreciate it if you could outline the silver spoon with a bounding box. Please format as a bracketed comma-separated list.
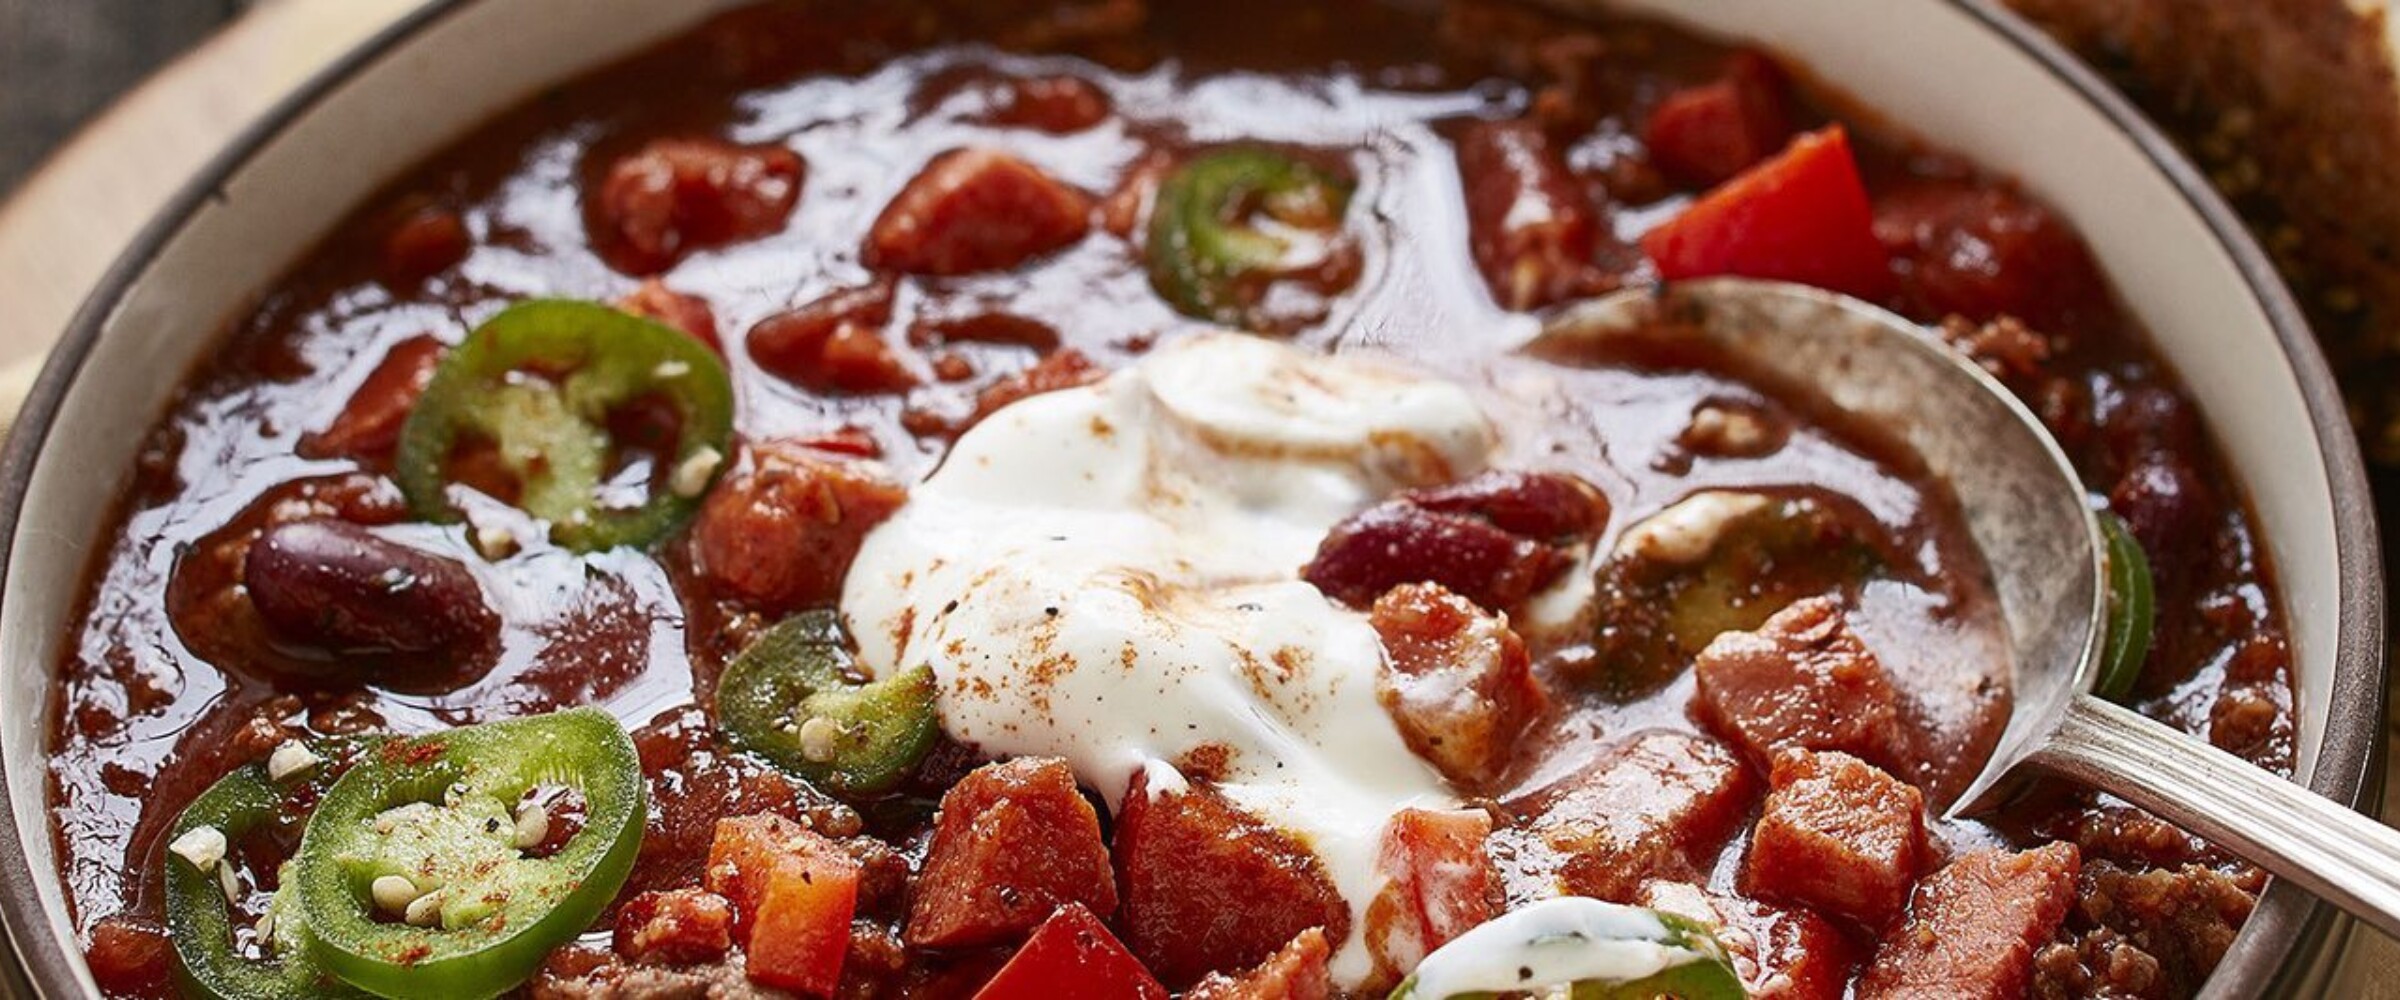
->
[1539, 277, 2400, 938]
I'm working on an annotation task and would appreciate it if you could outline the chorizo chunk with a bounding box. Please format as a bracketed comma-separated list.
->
[612, 889, 736, 966]
[864, 148, 1093, 275]
[1494, 729, 1754, 902]
[690, 442, 906, 614]
[1368, 583, 1547, 786]
[746, 281, 921, 395]
[1742, 749, 1926, 928]
[1115, 767, 1348, 987]
[906, 757, 1118, 948]
[1693, 596, 1903, 768]
[968, 348, 1105, 428]
[1857, 843, 2082, 1000]
[588, 137, 804, 275]
[617, 279, 722, 352]
[1186, 929, 1334, 1000]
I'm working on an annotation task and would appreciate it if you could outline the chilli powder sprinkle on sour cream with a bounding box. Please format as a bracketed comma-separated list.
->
[842, 331, 1496, 982]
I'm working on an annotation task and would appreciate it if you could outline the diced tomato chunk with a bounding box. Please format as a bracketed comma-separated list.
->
[1115, 767, 1349, 987]
[865, 148, 1093, 275]
[704, 814, 862, 996]
[379, 203, 472, 286]
[1186, 929, 1333, 1000]
[690, 441, 907, 614]
[975, 903, 1168, 1000]
[1639, 880, 1855, 1000]
[617, 279, 723, 353]
[1743, 749, 1926, 928]
[1856, 843, 2082, 1000]
[908, 757, 1119, 948]
[1365, 808, 1498, 984]
[1644, 52, 1795, 189]
[1494, 729, 1754, 901]
[587, 136, 805, 275]
[983, 74, 1114, 134]
[1640, 126, 1893, 300]
[1693, 596, 1905, 769]
[1455, 119, 1610, 310]
[1368, 584, 1548, 786]
[612, 888, 736, 966]
[299, 334, 447, 465]
[84, 915, 173, 997]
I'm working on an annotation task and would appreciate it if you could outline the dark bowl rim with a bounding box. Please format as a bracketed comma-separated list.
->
[0, 0, 2381, 996]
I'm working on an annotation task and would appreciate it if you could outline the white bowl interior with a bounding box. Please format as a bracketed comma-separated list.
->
[0, 0, 2358, 996]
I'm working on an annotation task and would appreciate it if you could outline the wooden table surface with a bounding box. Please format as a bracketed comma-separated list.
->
[0, 0, 246, 192]
[0, 0, 417, 439]
[0, 1, 2394, 995]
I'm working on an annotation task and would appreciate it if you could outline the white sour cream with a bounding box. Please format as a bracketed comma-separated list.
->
[1405, 897, 1722, 998]
[841, 332, 1495, 983]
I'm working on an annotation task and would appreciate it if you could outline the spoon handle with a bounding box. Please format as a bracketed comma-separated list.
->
[2030, 695, 2400, 939]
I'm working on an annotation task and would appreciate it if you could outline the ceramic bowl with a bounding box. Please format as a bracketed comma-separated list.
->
[0, 0, 2379, 995]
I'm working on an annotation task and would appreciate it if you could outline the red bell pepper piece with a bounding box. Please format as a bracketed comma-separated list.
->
[974, 904, 1168, 1000]
[1640, 126, 1894, 301]
[705, 815, 861, 997]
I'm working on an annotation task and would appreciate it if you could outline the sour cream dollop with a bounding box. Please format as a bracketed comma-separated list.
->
[841, 332, 1495, 982]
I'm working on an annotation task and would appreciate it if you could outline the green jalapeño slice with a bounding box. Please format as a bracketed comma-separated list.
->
[164, 738, 383, 1000]
[717, 610, 940, 795]
[2094, 510, 2156, 703]
[291, 709, 645, 999]
[1147, 147, 1356, 332]
[395, 300, 734, 552]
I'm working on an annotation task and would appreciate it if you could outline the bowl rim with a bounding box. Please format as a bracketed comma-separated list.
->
[0, 0, 2380, 996]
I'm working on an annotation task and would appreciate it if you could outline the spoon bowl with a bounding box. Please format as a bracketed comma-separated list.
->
[1539, 277, 2400, 937]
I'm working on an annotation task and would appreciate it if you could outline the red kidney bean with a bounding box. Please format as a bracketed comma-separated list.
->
[1305, 470, 1606, 610]
[2110, 452, 2211, 563]
[243, 519, 496, 656]
[1406, 469, 1609, 542]
[1304, 502, 1561, 611]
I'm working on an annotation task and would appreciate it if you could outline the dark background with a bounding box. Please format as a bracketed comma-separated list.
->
[0, 0, 245, 194]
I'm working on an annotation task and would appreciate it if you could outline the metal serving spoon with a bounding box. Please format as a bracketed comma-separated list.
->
[1539, 277, 2400, 938]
